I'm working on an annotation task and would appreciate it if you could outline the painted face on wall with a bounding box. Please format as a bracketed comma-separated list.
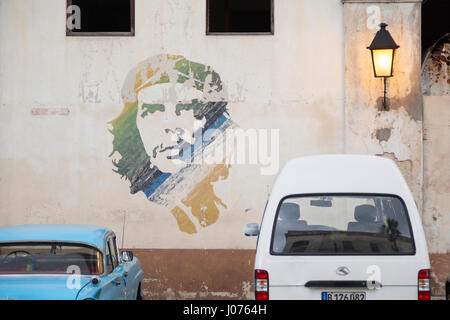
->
[136, 83, 206, 174]
[109, 54, 236, 234]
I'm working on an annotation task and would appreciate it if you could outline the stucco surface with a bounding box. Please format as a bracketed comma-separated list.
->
[0, 0, 448, 297]
[343, 1, 423, 209]
[0, 0, 344, 249]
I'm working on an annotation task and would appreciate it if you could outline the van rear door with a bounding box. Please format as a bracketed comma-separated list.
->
[264, 194, 426, 300]
[266, 256, 424, 300]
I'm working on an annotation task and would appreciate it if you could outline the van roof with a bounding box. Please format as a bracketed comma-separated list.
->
[272, 155, 411, 198]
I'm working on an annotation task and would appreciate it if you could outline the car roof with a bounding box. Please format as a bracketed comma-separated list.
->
[272, 155, 411, 198]
[0, 224, 112, 250]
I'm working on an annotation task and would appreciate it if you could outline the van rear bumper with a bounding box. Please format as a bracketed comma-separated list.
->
[269, 285, 418, 300]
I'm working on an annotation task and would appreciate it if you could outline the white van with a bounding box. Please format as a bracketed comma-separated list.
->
[245, 155, 431, 300]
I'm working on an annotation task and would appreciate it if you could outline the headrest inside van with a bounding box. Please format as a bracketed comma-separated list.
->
[279, 203, 300, 221]
[354, 205, 377, 222]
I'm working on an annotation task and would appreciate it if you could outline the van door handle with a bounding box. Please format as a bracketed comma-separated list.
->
[113, 278, 121, 286]
[305, 280, 368, 288]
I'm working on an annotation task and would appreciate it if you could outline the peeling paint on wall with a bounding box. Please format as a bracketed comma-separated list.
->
[31, 107, 70, 116]
[133, 249, 255, 300]
[343, 1, 424, 209]
[375, 127, 392, 142]
[429, 253, 450, 296]
[422, 34, 450, 96]
[422, 33, 450, 297]
[346, 105, 423, 205]
[422, 94, 450, 295]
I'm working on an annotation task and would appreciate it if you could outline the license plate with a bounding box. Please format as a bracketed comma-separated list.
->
[321, 291, 366, 300]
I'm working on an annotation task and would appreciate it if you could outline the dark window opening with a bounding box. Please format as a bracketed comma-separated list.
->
[207, 0, 273, 34]
[422, 0, 450, 60]
[66, 0, 134, 36]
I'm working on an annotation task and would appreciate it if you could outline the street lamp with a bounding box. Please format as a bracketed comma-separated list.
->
[367, 23, 399, 110]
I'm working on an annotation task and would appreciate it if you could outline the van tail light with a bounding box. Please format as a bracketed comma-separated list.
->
[255, 270, 269, 300]
[418, 269, 431, 300]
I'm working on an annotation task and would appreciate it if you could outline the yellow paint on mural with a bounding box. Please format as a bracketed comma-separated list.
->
[182, 163, 230, 228]
[170, 206, 197, 234]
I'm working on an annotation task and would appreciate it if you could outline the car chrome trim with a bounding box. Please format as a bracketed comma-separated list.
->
[305, 280, 368, 288]
[0, 240, 102, 252]
[336, 267, 351, 276]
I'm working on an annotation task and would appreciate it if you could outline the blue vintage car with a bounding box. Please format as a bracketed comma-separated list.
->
[0, 224, 144, 300]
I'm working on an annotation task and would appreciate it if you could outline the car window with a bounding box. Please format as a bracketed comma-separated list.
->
[108, 236, 119, 269]
[271, 195, 415, 255]
[112, 236, 120, 265]
[0, 242, 104, 275]
[106, 241, 114, 273]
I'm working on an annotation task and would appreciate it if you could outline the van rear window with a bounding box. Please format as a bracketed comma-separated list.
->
[271, 195, 415, 255]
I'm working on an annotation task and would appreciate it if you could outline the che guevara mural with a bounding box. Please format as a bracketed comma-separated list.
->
[109, 54, 236, 234]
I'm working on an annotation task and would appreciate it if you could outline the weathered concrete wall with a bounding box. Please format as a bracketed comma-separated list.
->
[0, 0, 344, 298]
[1, 0, 447, 299]
[343, 0, 423, 212]
[422, 35, 450, 296]
[342, 0, 449, 296]
[0, 0, 344, 247]
[132, 249, 255, 300]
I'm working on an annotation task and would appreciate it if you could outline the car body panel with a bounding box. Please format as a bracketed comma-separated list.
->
[76, 260, 144, 300]
[0, 224, 144, 300]
[0, 275, 92, 300]
[254, 155, 430, 300]
[124, 258, 144, 300]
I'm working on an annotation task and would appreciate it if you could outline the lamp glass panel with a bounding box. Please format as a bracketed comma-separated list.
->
[372, 49, 394, 77]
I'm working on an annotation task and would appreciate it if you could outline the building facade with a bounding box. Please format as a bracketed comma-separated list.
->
[0, 0, 448, 298]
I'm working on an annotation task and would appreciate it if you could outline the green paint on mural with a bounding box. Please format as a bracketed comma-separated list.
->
[141, 104, 165, 118]
[175, 100, 204, 118]
[174, 58, 223, 93]
[110, 55, 225, 187]
[110, 101, 149, 181]
[156, 72, 170, 85]
[175, 59, 190, 80]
